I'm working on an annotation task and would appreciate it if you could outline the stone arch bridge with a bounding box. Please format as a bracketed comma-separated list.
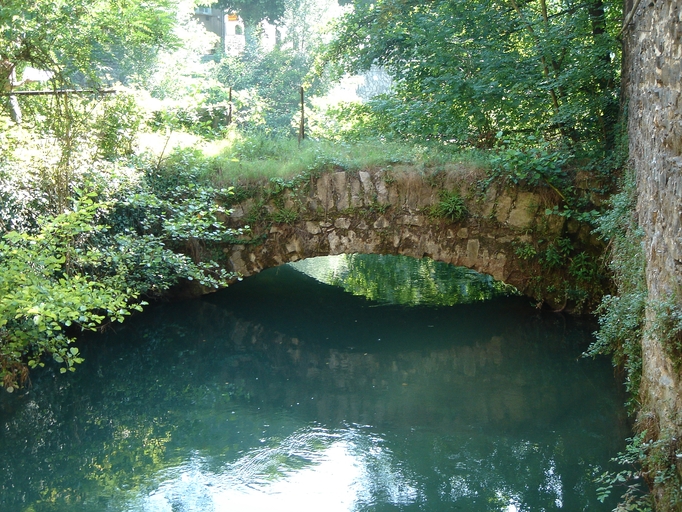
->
[218, 166, 601, 308]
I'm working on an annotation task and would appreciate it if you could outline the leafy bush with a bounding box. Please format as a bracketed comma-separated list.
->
[0, 197, 142, 390]
[595, 431, 654, 510]
[272, 208, 299, 224]
[0, 145, 244, 391]
[541, 238, 573, 268]
[428, 189, 467, 221]
[490, 145, 570, 196]
[586, 172, 646, 400]
[94, 93, 146, 160]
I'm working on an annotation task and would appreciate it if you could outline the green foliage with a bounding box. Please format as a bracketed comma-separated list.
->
[514, 242, 538, 261]
[568, 251, 600, 283]
[311, 99, 408, 142]
[509, 232, 605, 312]
[0, 0, 178, 90]
[596, 426, 682, 512]
[94, 92, 146, 160]
[324, 0, 621, 150]
[0, 197, 143, 390]
[586, 172, 646, 400]
[490, 144, 571, 196]
[541, 237, 573, 268]
[245, 199, 272, 225]
[545, 204, 601, 226]
[216, 47, 325, 135]
[272, 208, 299, 224]
[647, 298, 682, 370]
[595, 431, 654, 511]
[0, 185, 236, 390]
[428, 189, 467, 221]
[368, 200, 389, 215]
[0, 142, 242, 391]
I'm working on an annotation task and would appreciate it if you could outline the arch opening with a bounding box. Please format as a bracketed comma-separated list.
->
[287, 254, 518, 307]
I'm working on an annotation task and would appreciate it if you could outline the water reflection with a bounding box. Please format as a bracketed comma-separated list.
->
[0, 265, 627, 511]
[139, 428, 378, 511]
[289, 254, 517, 306]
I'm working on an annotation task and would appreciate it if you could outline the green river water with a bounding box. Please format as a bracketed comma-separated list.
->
[0, 255, 629, 511]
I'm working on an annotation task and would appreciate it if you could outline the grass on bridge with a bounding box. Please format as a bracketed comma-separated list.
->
[139, 129, 492, 188]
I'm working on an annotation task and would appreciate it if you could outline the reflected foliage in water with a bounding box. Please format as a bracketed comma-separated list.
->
[289, 254, 517, 306]
[0, 264, 627, 511]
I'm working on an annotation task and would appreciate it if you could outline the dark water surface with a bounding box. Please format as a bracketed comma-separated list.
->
[0, 261, 629, 511]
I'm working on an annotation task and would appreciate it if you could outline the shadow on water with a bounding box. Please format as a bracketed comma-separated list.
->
[0, 262, 629, 511]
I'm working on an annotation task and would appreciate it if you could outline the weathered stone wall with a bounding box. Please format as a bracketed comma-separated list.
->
[218, 166, 599, 308]
[627, 0, 682, 435]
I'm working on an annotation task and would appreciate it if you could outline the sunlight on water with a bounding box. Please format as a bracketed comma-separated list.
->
[135, 427, 419, 512]
[129, 425, 560, 512]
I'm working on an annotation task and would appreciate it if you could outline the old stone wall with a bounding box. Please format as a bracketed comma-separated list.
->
[217, 166, 601, 309]
[627, 0, 682, 434]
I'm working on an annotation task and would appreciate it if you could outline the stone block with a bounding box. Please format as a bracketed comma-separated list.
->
[229, 251, 248, 276]
[467, 239, 480, 261]
[328, 232, 342, 254]
[316, 173, 332, 209]
[334, 218, 351, 229]
[388, 183, 401, 206]
[359, 171, 375, 199]
[350, 178, 363, 207]
[286, 237, 302, 254]
[495, 194, 513, 223]
[375, 178, 389, 204]
[507, 192, 539, 229]
[332, 171, 349, 210]
[373, 216, 391, 229]
[480, 185, 498, 218]
[305, 221, 321, 234]
[400, 215, 424, 227]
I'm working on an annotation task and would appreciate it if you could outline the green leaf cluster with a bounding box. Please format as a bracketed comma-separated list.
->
[0, 146, 244, 391]
[428, 189, 467, 221]
[0, 196, 144, 390]
[586, 172, 646, 401]
[324, 0, 621, 151]
[0, 0, 179, 89]
[490, 144, 571, 195]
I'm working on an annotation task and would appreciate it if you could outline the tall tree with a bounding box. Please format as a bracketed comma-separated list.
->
[324, 0, 622, 151]
[0, 0, 179, 90]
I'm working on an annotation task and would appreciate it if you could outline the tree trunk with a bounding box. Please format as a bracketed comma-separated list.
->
[588, 0, 618, 151]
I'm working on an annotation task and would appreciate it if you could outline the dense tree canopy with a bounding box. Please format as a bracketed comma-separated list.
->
[0, 0, 179, 88]
[325, 0, 621, 151]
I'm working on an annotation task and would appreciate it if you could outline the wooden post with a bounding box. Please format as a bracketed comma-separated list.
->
[298, 86, 305, 144]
